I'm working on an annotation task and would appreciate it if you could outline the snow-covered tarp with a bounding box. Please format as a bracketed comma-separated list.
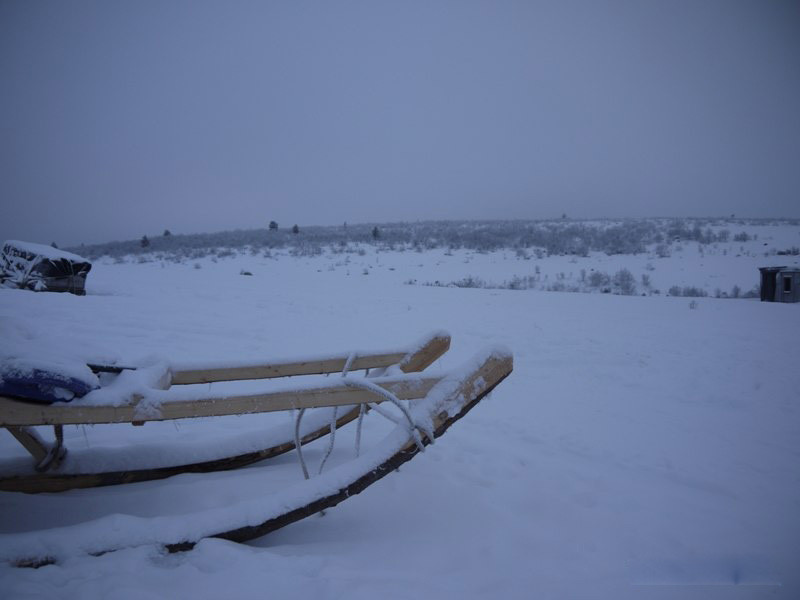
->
[1, 240, 91, 295]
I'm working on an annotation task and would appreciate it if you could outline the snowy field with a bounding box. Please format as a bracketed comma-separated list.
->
[1, 224, 799, 599]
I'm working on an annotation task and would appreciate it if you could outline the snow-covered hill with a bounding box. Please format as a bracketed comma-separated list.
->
[1, 226, 799, 599]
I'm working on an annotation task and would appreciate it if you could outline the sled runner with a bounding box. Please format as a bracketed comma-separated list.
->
[0, 333, 512, 565]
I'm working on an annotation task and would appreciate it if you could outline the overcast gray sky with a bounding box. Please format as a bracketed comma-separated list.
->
[1, 0, 798, 247]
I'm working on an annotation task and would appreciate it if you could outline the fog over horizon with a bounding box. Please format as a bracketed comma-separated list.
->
[2, 1, 799, 248]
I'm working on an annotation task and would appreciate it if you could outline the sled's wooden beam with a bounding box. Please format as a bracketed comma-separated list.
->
[6, 427, 49, 464]
[0, 375, 444, 427]
[398, 332, 450, 373]
[169, 333, 450, 385]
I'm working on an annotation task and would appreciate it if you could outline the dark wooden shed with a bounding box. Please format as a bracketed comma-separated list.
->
[760, 266, 800, 303]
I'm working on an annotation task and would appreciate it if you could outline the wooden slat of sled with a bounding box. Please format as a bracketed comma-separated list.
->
[6, 427, 49, 464]
[0, 375, 443, 427]
[170, 333, 450, 384]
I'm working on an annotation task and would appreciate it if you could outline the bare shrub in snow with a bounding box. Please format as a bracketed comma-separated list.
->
[453, 276, 486, 289]
[613, 269, 636, 295]
[588, 271, 610, 288]
[742, 285, 760, 299]
[669, 286, 708, 298]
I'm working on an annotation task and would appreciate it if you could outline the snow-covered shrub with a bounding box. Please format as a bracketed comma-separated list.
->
[588, 271, 610, 288]
[742, 286, 760, 299]
[452, 276, 486, 288]
[680, 286, 708, 297]
[613, 269, 636, 295]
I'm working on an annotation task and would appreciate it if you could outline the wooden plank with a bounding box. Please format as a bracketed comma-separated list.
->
[0, 375, 443, 427]
[6, 426, 49, 463]
[169, 333, 450, 385]
[399, 333, 450, 373]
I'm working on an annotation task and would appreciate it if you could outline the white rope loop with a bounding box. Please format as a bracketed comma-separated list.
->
[341, 377, 431, 453]
[294, 351, 357, 479]
[293, 408, 310, 480]
[293, 351, 433, 481]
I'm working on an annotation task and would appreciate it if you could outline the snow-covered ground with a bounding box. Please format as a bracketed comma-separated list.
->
[1, 229, 799, 599]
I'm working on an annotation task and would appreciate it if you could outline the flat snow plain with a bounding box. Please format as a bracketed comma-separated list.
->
[1, 230, 799, 599]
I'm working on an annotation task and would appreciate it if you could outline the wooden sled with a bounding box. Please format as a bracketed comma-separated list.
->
[0, 332, 452, 493]
[0, 333, 512, 566]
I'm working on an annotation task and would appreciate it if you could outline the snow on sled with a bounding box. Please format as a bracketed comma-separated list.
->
[1, 240, 92, 295]
[0, 332, 513, 566]
[0, 332, 452, 491]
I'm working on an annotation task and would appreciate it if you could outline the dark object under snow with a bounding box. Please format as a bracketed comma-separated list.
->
[1, 240, 92, 295]
[0, 368, 98, 404]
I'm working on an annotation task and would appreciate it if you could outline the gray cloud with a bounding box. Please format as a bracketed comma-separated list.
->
[2, 0, 798, 246]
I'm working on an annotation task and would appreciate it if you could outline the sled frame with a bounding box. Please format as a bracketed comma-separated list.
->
[3, 346, 514, 567]
[0, 333, 450, 492]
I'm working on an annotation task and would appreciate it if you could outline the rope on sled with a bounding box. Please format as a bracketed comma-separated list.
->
[315, 352, 356, 475]
[293, 351, 358, 480]
[341, 378, 430, 454]
[293, 407, 310, 480]
[354, 403, 366, 457]
[293, 351, 432, 481]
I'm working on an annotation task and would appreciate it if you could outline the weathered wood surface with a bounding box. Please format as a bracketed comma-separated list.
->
[0, 333, 450, 428]
[169, 333, 450, 384]
[0, 376, 442, 427]
[6, 427, 49, 463]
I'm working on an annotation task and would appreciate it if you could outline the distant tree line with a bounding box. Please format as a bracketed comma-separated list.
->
[68, 217, 798, 261]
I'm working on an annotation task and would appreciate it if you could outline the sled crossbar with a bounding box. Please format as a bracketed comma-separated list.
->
[169, 333, 450, 385]
[0, 333, 454, 491]
[0, 333, 451, 428]
[0, 375, 444, 427]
